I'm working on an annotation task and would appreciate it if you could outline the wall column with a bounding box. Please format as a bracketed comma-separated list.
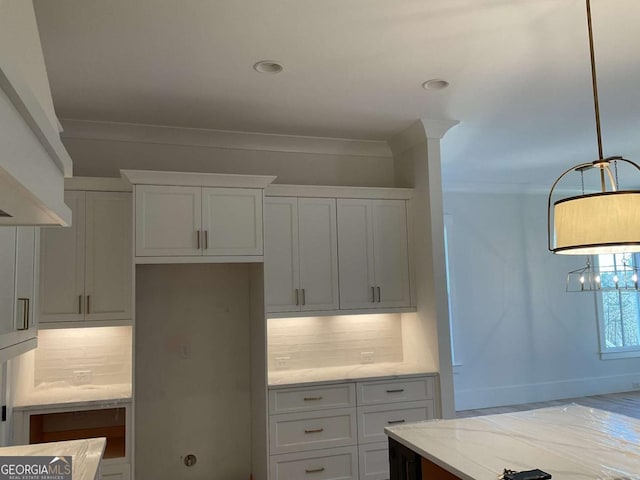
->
[389, 119, 459, 418]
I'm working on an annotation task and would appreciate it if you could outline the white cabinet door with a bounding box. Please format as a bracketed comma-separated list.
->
[14, 227, 38, 332]
[135, 185, 201, 257]
[337, 200, 376, 309]
[201, 187, 263, 256]
[265, 198, 300, 313]
[371, 200, 411, 308]
[85, 192, 132, 321]
[40, 191, 86, 322]
[298, 198, 339, 311]
[0, 228, 16, 336]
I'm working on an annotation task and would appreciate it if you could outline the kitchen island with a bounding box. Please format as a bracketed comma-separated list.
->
[0, 438, 106, 480]
[385, 404, 640, 479]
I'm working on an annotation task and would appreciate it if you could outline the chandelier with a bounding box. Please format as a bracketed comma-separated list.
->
[547, 0, 640, 255]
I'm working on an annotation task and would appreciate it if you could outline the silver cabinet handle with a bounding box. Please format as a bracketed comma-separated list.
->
[204, 230, 209, 250]
[386, 389, 405, 393]
[371, 286, 375, 302]
[78, 295, 83, 314]
[87, 295, 91, 314]
[303, 396, 323, 401]
[387, 419, 406, 425]
[377, 286, 381, 303]
[302, 288, 306, 306]
[17, 298, 29, 330]
[305, 467, 325, 474]
[295, 289, 299, 306]
[196, 230, 201, 249]
[304, 428, 324, 434]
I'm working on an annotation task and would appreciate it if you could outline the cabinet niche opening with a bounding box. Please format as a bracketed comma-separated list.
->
[29, 407, 126, 459]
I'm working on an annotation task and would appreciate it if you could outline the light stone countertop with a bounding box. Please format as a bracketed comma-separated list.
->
[386, 404, 640, 480]
[0, 438, 105, 480]
[13, 383, 132, 410]
[268, 362, 437, 388]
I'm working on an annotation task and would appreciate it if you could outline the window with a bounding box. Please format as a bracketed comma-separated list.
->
[597, 253, 640, 358]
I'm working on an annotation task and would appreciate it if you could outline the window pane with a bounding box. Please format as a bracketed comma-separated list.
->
[599, 253, 640, 350]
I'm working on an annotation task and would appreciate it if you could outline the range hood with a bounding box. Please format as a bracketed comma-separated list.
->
[0, 60, 72, 226]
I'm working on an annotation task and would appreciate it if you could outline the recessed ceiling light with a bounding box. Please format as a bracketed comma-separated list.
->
[253, 60, 283, 74]
[422, 79, 450, 90]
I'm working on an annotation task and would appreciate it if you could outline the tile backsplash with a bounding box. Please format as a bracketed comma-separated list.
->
[268, 314, 403, 370]
[33, 326, 132, 386]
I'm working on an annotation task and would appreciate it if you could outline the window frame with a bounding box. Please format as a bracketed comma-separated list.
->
[595, 253, 640, 359]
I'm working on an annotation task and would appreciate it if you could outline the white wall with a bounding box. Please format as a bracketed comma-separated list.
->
[0, 0, 58, 132]
[445, 191, 640, 410]
[135, 263, 252, 480]
[62, 136, 395, 187]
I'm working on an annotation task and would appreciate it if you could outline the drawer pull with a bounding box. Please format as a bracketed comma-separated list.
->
[387, 419, 406, 425]
[303, 396, 323, 401]
[386, 389, 405, 393]
[305, 467, 325, 474]
[304, 428, 324, 434]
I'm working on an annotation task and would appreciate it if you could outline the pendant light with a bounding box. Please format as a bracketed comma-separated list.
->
[547, 0, 640, 255]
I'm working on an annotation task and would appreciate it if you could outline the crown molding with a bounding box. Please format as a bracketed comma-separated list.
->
[442, 181, 584, 196]
[266, 184, 413, 200]
[60, 119, 393, 158]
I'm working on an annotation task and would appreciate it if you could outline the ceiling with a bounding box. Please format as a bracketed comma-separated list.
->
[33, 0, 640, 189]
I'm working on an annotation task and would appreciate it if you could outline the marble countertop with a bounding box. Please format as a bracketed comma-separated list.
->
[13, 383, 132, 410]
[268, 362, 436, 387]
[0, 438, 105, 480]
[386, 404, 640, 480]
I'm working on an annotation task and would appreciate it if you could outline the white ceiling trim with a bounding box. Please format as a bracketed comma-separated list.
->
[443, 182, 584, 196]
[60, 119, 393, 158]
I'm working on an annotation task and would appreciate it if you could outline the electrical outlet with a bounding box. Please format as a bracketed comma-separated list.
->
[361, 351, 375, 364]
[73, 370, 92, 385]
[275, 356, 290, 369]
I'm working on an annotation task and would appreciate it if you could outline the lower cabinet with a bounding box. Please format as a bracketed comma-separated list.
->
[270, 446, 359, 480]
[12, 401, 132, 480]
[268, 375, 436, 480]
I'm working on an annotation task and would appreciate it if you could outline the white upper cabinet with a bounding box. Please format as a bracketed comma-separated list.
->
[0, 228, 17, 337]
[201, 187, 263, 256]
[298, 198, 339, 311]
[0, 226, 38, 360]
[371, 200, 411, 307]
[265, 197, 339, 313]
[123, 170, 275, 262]
[336, 200, 376, 309]
[135, 185, 202, 257]
[14, 227, 39, 332]
[265, 198, 300, 313]
[85, 192, 133, 321]
[40, 190, 132, 324]
[40, 191, 85, 322]
[338, 199, 411, 310]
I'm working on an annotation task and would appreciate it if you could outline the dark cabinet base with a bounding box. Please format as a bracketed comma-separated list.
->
[389, 437, 463, 480]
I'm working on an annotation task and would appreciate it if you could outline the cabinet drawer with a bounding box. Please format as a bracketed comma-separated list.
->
[357, 401, 434, 445]
[357, 377, 434, 406]
[270, 408, 357, 455]
[270, 446, 358, 480]
[269, 383, 356, 414]
[358, 442, 389, 480]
